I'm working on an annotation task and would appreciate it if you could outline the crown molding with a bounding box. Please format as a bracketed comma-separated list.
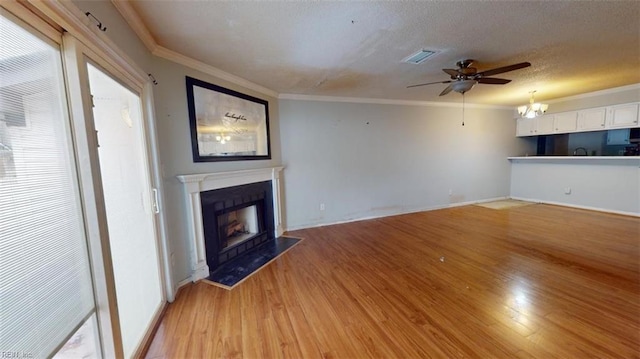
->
[110, 0, 157, 53]
[111, 0, 278, 99]
[25, 0, 147, 86]
[278, 93, 513, 110]
[544, 83, 640, 104]
[152, 46, 279, 98]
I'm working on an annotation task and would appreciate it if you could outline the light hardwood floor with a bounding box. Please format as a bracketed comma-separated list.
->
[145, 204, 640, 358]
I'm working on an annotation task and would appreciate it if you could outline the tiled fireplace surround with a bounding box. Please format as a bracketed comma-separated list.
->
[177, 167, 284, 282]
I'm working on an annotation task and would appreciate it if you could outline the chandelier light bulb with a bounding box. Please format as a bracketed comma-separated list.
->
[215, 133, 231, 144]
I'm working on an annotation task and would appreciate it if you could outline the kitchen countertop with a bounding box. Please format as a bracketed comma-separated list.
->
[508, 156, 638, 160]
[508, 156, 640, 165]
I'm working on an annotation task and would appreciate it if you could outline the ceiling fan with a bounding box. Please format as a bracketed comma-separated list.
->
[408, 59, 531, 96]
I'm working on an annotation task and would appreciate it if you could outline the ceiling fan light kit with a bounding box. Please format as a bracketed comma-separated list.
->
[518, 91, 548, 118]
[451, 80, 476, 94]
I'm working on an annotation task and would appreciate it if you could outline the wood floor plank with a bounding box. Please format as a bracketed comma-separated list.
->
[145, 204, 640, 358]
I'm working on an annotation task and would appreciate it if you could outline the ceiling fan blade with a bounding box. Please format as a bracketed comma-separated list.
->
[476, 62, 531, 77]
[477, 77, 511, 84]
[442, 69, 459, 77]
[439, 84, 454, 96]
[407, 80, 452, 89]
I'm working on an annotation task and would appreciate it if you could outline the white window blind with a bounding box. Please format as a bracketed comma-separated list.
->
[0, 13, 96, 358]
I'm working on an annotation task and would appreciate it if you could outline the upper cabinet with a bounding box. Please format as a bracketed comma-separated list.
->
[516, 115, 554, 136]
[516, 117, 536, 136]
[516, 102, 639, 137]
[607, 103, 639, 128]
[554, 112, 578, 133]
[536, 114, 555, 134]
[577, 107, 606, 131]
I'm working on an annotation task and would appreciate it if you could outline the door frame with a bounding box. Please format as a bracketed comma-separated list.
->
[63, 35, 170, 358]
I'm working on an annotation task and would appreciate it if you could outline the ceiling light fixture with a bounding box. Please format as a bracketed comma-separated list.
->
[452, 80, 477, 94]
[518, 91, 548, 118]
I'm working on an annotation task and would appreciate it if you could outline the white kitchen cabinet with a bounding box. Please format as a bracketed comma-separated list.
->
[536, 114, 555, 135]
[515, 101, 640, 137]
[516, 115, 555, 137]
[606, 103, 639, 128]
[554, 112, 578, 133]
[577, 107, 606, 131]
[516, 117, 536, 137]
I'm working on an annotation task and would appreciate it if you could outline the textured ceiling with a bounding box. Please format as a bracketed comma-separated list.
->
[126, 1, 640, 106]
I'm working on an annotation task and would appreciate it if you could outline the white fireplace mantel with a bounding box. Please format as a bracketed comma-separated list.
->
[177, 167, 284, 282]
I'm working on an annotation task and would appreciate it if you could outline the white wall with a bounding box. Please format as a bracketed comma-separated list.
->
[279, 99, 535, 229]
[510, 158, 640, 215]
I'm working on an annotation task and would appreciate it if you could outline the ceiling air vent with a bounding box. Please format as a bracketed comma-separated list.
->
[402, 49, 438, 64]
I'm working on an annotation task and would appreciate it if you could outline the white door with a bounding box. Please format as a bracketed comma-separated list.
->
[86, 63, 164, 358]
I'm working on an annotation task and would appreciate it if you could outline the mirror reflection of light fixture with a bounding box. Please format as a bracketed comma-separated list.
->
[518, 91, 549, 118]
[215, 133, 231, 144]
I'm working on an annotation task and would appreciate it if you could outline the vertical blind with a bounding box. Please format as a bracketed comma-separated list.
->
[0, 13, 96, 358]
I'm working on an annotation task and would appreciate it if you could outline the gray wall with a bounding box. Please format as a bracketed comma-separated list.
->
[150, 57, 281, 283]
[279, 100, 535, 230]
[73, 1, 153, 72]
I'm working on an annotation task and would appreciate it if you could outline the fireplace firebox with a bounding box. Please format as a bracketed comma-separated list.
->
[200, 181, 275, 270]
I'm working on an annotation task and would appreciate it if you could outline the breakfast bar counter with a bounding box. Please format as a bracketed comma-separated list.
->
[508, 156, 639, 216]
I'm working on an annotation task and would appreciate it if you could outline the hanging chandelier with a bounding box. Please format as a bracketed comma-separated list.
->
[215, 133, 231, 144]
[518, 91, 548, 118]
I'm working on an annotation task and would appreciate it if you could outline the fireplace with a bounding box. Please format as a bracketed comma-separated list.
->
[220, 205, 259, 249]
[201, 181, 274, 270]
[177, 167, 284, 282]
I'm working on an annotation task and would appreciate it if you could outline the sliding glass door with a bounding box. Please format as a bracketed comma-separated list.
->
[86, 63, 164, 358]
[1, 4, 167, 357]
[0, 11, 101, 358]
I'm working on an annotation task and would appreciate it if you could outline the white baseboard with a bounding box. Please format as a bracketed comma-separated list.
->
[285, 196, 509, 232]
[509, 196, 639, 217]
[170, 277, 194, 302]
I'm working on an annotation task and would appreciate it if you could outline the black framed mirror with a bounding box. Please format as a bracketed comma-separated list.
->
[186, 76, 271, 162]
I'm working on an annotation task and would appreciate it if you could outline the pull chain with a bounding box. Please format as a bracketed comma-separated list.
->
[462, 92, 465, 126]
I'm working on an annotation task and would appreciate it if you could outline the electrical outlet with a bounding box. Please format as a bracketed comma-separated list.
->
[449, 189, 453, 196]
[320, 203, 325, 211]
[564, 187, 572, 195]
